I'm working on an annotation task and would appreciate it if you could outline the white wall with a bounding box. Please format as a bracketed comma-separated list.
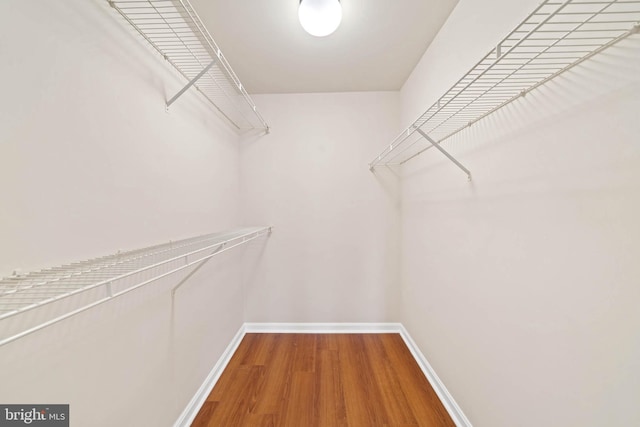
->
[400, 1, 640, 426]
[0, 1, 255, 425]
[240, 92, 401, 323]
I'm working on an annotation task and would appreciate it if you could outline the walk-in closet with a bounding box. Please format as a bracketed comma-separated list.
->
[1, 0, 639, 425]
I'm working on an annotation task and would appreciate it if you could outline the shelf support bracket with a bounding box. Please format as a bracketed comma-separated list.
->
[414, 128, 472, 181]
[166, 59, 217, 108]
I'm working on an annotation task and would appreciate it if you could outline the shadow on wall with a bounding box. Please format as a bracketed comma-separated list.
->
[370, 165, 402, 208]
[241, 237, 271, 318]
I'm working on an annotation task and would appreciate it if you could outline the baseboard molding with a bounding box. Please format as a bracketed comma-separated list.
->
[397, 324, 472, 427]
[176, 322, 471, 427]
[244, 322, 402, 334]
[173, 324, 247, 427]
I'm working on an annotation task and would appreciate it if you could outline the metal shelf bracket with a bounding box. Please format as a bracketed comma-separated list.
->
[415, 128, 472, 181]
[166, 59, 217, 108]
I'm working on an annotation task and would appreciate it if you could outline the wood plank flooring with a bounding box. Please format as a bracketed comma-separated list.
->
[192, 333, 455, 427]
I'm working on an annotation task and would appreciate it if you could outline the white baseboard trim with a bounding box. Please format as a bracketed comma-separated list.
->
[244, 322, 402, 334]
[176, 322, 471, 427]
[397, 324, 472, 427]
[173, 324, 247, 427]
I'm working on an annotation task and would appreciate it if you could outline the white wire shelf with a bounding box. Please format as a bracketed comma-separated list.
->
[370, 0, 640, 176]
[0, 226, 271, 346]
[109, 0, 269, 133]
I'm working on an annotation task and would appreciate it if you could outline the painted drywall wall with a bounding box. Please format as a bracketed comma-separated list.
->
[400, 1, 640, 426]
[0, 1, 256, 425]
[240, 92, 401, 323]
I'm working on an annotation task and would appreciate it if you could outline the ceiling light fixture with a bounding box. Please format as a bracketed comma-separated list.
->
[298, 0, 342, 37]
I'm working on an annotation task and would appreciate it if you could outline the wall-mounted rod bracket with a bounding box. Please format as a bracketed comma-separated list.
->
[166, 59, 217, 108]
[414, 128, 472, 181]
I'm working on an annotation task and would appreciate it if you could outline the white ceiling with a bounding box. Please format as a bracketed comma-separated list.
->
[189, 0, 460, 94]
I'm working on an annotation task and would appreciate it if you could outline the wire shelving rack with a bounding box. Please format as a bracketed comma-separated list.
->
[109, 0, 269, 133]
[369, 0, 640, 178]
[0, 226, 271, 347]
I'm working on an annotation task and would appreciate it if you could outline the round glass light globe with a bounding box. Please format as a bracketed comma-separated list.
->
[298, 0, 342, 37]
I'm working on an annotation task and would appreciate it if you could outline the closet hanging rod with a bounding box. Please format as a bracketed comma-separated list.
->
[109, 0, 269, 133]
[0, 226, 272, 347]
[369, 0, 640, 173]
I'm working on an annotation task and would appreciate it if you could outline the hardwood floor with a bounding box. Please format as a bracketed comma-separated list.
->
[192, 333, 455, 427]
